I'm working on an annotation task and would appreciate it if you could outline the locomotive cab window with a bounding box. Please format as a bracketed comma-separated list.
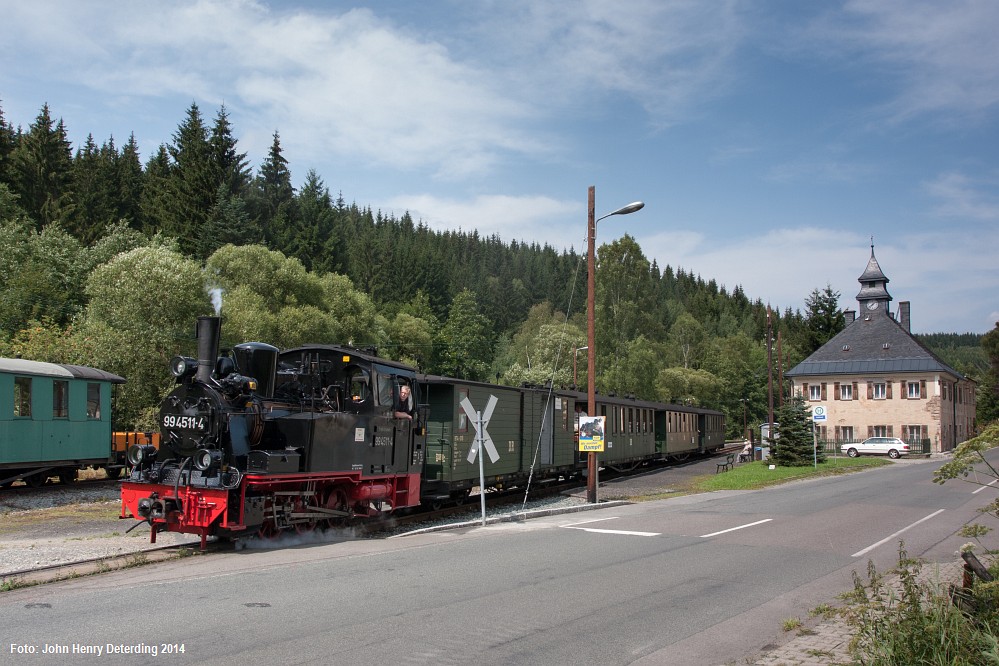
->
[346, 366, 371, 404]
[14, 376, 31, 418]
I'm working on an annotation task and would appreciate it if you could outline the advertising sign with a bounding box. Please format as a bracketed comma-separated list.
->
[578, 415, 606, 452]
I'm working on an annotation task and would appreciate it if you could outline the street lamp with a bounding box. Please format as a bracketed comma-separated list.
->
[587, 186, 644, 503]
[573, 346, 588, 387]
[740, 398, 748, 440]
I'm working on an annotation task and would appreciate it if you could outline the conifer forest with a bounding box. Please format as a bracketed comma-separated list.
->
[0, 101, 990, 431]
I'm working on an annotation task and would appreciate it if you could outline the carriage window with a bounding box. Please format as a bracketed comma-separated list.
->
[86, 383, 101, 419]
[53, 381, 68, 418]
[14, 377, 31, 417]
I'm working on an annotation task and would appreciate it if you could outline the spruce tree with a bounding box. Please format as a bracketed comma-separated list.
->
[11, 104, 75, 227]
[0, 100, 16, 187]
[139, 144, 174, 236]
[166, 103, 214, 254]
[771, 394, 826, 466]
[250, 130, 296, 250]
[118, 134, 145, 230]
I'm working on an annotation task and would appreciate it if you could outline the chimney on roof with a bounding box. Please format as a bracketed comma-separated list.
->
[844, 309, 856, 325]
[899, 301, 910, 333]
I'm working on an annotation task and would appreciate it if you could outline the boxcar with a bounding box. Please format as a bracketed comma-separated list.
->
[420, 376, 579, 504]
[0, 358, 125, 486]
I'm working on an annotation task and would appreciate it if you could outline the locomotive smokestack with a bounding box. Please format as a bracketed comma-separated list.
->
[196, 316, 221, 384]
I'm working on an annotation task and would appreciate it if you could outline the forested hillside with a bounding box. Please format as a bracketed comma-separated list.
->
[0, 101, 990, 431]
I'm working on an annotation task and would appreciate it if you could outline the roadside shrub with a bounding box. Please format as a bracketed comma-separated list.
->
[845, 544, 999, 665]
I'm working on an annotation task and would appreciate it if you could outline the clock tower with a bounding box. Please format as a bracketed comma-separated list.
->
[856, 243, 891, 314]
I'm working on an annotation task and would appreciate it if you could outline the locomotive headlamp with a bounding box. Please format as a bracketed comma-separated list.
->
[169, 356, 198, 379]
[194, 448, 222, 471]
[127, 444, 158, 467]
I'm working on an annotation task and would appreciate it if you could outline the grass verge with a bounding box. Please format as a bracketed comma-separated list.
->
[692, 456, 888, 492]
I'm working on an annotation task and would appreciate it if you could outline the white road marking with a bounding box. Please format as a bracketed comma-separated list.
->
[699, 518, 772, 538]
[560, 516, 660, 537]
[851, 509, 945, 557]
[972, 479, 998, 494]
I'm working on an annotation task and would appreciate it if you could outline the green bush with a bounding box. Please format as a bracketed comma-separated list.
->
[845, 544, 999, 665]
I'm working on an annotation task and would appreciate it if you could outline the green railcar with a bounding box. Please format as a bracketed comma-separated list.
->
[420, 377, 578, 503]
[0, 358, 125, 487]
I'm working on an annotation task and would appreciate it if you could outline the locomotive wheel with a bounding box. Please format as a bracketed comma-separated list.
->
[257, 497, 280, 539]
[316, 487, 349, 530]
[292, 495, 317, 534]
[105, 466, 124, 480]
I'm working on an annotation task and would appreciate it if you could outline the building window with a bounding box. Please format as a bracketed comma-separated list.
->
[840, 384, 853, 401]
[809, 385, 821, 401]
[14, 377, 32, 417]
[907, 382, 920, 399]
[53, 381, 68, 418]
[840, 426, 854, 442]
[872, 425, 888, 437]
[873, 383, 886, 400]
[86, 383, 101, 419]
[906, 425, 922, 442]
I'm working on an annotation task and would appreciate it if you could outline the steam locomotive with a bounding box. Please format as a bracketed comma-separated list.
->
[121, 316, 725, 547]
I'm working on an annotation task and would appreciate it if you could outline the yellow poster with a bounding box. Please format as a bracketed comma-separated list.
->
[578, 415, 605, 452]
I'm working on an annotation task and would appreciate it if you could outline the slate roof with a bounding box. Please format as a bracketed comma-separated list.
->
[856, 247, 892, 302]
[786, 310, 965, 380]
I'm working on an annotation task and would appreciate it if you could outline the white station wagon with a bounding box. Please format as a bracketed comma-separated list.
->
[842, 437, 909, 459]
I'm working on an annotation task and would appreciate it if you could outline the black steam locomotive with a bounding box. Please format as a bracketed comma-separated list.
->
[121, 316, 426, 548]
[121, 316, 725, 547]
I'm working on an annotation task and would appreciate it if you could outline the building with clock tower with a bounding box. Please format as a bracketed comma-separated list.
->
[786, 246, 976, 453]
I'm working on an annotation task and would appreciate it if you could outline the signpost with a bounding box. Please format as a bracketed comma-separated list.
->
[460, 395, 499, 526]
[811, 405, 827, 468]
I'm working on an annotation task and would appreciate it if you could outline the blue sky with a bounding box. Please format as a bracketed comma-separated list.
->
[2, 1, 997, 334]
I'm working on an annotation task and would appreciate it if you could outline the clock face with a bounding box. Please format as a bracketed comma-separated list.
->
[867, 301, 879, 310]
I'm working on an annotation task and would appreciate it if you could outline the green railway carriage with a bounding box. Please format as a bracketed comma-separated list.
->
[0, 358, 125, 487]
[576, 393, 660, 468]
[420, 376, 579, 503]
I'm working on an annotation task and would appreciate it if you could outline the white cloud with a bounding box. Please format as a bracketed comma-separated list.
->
[1, 1, 544, 180]
[803, 0, 999, 123]
[639, 225, 999, 333]
[924, 172, 999, 221]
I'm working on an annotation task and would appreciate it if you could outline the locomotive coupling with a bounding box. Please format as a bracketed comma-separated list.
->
[136, 492, 180, 522]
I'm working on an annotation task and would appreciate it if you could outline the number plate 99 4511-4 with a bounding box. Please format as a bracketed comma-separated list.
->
[162, 414, 207, 431]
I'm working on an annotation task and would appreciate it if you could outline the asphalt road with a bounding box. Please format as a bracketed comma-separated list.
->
[2, 451, 995, 666]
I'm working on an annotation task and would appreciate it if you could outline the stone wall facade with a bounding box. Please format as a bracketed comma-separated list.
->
[792, 373, 976, 452]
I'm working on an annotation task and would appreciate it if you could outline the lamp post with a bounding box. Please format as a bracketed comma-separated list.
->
[740, 398, 748, 440]
[573, 346, 588, 387]
[586, 186, 644, 503]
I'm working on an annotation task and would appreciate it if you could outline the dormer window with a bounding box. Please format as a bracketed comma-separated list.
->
[882, 343, 890, 350]
[842, 345, 850, 352]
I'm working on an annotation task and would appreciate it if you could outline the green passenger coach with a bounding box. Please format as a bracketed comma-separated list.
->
[0, 358, 125, 487]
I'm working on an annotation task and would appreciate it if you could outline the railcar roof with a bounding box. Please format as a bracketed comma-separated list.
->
[0, 357, 126, 383]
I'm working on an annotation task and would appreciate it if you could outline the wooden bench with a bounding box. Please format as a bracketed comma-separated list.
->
[715, 453, 735, 473]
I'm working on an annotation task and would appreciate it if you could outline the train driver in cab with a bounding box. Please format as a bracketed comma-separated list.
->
[394, 383, 414, 420]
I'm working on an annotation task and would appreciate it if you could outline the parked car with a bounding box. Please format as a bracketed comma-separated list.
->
[842, 437, 909, 459]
